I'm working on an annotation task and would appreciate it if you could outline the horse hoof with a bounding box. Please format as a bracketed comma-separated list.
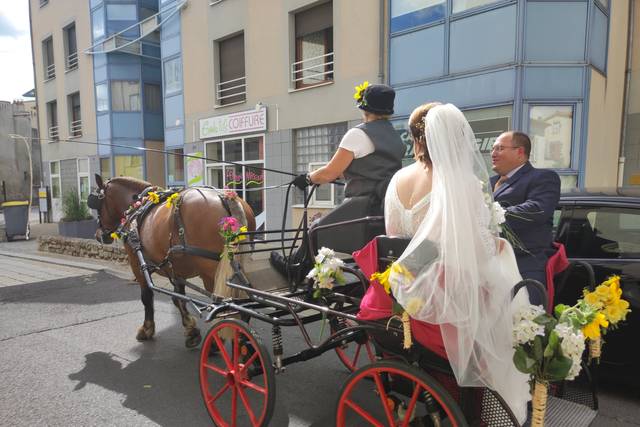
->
[136, 321, 155, 341]
[185, 329, 202, 348]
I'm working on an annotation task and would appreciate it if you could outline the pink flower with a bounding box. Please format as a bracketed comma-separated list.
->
[219, 216, 240, 232]
[134, 201, 142, 208]
[120, 217, 126, 225]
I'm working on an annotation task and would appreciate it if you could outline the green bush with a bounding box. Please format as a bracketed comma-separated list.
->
[61, 191, 92, 222]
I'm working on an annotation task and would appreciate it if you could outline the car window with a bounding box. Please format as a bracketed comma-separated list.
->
[565, 206, 640, 259]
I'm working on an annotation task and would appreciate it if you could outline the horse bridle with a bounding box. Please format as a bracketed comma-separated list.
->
[87, 180, 116, 243]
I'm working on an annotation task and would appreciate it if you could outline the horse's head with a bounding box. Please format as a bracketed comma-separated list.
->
[89, 174, 148, 244]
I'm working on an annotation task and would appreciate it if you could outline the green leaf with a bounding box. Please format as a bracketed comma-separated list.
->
[392, 302, 404, 316]
[533, 335, 544, 361]
[545, 355, 573, 381]
[554, 304, 569, 318]
[513, 347, 537, 374]
[544, 330, 559, 358]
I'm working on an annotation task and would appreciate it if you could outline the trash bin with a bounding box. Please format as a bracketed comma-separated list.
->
[1, 201, 30, 241]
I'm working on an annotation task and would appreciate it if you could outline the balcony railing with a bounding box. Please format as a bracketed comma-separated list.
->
[291, 52, 334, 87]
[216, 76, 246, 105]
[66, 52, 78, 71]
[40, 0, 48, 7]
[45, 63, 56, 80]
[70, 120, 82, 138]
[49, 126, 59, 140]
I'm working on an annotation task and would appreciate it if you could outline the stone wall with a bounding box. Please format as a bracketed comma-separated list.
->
[38, 235, 129, 263]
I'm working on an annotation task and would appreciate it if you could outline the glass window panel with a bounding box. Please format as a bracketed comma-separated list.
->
[114, 155, 143, 179]
[79, 176, 90, 200]
[167, 148, 184, 182]
[390, 0, 445, 33]
[107, 4, 136, 20]
[224, 139, 242, 162]
[452, 0, 501, 14]
[51, 177, 61, 198]
[559, 175, 577, 191]
[96, 83, 109, 112]
[78, 158, 88, 173]
[144, 84, 162, 112]
[207, 167, 223, 188]
[205, 141, 222, 163]
[245, 164, 264, 218]
[164, 58, 182, 95]
[100, 157, 111, 179]
[463, 105, 513, 172]
[244, 137, 264, 161]
[111, 81, 140, 111]
[92, 7, 105, 40]
[50, 161, 59, 175]
[528, 105, 573, 169]
[224, 164, 244, 190]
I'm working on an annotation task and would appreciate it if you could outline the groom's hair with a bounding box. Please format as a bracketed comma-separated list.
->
[509, 131, 531, 158]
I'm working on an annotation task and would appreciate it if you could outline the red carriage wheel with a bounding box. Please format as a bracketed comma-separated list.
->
[336, 361, 468, 427]
[199, 319, 275, 427]
[331, 318, 376, 372]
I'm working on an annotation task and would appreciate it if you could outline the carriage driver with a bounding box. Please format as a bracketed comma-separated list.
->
[270, 82, 406, 282]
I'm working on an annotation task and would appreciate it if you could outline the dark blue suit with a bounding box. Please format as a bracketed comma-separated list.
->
[491, 162, 560, 303]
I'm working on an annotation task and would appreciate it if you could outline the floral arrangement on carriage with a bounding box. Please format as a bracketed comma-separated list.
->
[512, 274, 631, 427]
[215, 215, 248, 299]
[306, 247, 346, 298]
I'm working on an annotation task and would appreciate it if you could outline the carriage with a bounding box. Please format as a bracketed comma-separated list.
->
[91, 178, 599, 427]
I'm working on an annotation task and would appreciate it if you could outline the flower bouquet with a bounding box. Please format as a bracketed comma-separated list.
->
[306, 247, 345, 298]
[512, 304, 592, 427]
[213, 216, 247, 300]
[580, 275, 631, 363]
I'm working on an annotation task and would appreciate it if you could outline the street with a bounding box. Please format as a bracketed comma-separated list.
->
[0, 250, 639, 426]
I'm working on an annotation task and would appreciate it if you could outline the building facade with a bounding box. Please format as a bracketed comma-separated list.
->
[0, 101, 37, 203]
[387, 0, 630, 190]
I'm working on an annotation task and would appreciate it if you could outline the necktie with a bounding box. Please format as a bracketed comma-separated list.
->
[494, 175, 508, 192]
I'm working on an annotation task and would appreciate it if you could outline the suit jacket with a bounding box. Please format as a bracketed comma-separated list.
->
[491, 162, 561, 273]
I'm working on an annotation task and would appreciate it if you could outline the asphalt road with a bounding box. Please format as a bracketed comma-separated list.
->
[0, 256, 639, 426]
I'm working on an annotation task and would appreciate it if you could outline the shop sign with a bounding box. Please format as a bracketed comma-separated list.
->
[200, 108, 267, 139]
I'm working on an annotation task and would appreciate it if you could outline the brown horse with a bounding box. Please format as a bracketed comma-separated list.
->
[91, 174, 255, 348]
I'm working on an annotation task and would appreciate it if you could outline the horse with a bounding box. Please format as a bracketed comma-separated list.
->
[90, 174, 255, 348]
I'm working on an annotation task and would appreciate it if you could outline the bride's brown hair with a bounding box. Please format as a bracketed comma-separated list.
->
[409, 102, 441, 166]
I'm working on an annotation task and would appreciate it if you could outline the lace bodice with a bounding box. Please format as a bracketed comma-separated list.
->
[384, 172, 431, 237]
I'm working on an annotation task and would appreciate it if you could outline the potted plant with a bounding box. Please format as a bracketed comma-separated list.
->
[58, 191, 97, 239]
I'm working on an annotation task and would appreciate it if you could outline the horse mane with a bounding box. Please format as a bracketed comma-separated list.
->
[110, 176, 152, 192]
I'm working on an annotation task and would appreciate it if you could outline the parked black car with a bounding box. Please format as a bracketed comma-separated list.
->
[553, 189, 640, 386]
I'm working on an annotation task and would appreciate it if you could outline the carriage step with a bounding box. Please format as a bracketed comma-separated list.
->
[525, 395, 597, 427]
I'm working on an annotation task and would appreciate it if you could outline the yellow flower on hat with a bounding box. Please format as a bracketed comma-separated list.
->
[353, 80, 370, 102]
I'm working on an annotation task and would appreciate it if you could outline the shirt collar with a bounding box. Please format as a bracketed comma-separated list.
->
[505, 163, 526, 178]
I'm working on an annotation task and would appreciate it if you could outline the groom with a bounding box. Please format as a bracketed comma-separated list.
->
[490, 131, 561, 305]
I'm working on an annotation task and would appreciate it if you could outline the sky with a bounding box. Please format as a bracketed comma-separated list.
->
[0, 0, 34, 102]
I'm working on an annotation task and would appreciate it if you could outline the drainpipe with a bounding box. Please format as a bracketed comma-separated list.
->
[619, 0, 636, 188]
[378, 0, 386, 84]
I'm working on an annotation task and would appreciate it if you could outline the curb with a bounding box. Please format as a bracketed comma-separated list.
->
[0, 250, 130, 278]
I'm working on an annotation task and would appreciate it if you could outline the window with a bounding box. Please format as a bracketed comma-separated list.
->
[42, 37, 55, 80]
[114, 155, 143, 179]
[107, 4, 137, 20]
[390, 0, 445, 33]
[164, 57, 182, 95]
[167, 148, 185, 183]
[77, 158, 90, 202]
[204, 136, 265, 224]
[528, 105, 573, 169]
[295, 122, 348, 205]
[565, 207, 640, 259]
[293, 1, 333, 88]
[111, 81, 141, 111]
[452, 0, 502, 14]
[92, 7, 105, 40]
[144, 84, 162, 112]
[68, 92, 82, 137]
[217, 33, 246, 105]
[96, 83, 109, 112]
[50, 161, 61, 198]
[463, 105, 513, 171]
[309, 162, 334, 206]
[100, 157, 112, 180]
[46, 101, 58, 140]
[64, 23, 78, 71]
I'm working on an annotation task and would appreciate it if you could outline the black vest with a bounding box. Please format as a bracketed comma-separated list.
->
[343, 120, 405, 199]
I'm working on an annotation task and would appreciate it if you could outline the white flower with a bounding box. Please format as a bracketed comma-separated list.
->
[512, 305, 546, 345]
[554, 323, 586, 381]
[514, 305, 546, 323]
[492, 202, 506, 225]
[308, 247, 343, 291]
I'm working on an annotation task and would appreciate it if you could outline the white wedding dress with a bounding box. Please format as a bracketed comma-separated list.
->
[384, 172, 431, 238]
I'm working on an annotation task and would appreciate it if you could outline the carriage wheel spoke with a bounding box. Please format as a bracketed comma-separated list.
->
[364, 341, 375, 362]
[240, 378, 267, 395]
[203, 362, 227, 376]
[231, 384, 238, 427]
[373, 372, 396, 427]
[401, 384, 422, 427]
[214, 334, 233, 371]
[343, 398, 386, 427]
[233, 329, 240, 368]
[239, 351, 259, 376]
[207, 404, 230, 427]
[350, 344, 363, 369]
[237, 383, 259, 427]
[208, 383, 231, 405]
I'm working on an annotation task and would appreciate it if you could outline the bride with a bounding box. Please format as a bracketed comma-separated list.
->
[384, 103, 531, 423]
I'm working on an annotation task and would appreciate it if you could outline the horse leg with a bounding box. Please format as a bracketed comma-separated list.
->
[172, 278, 202, 349]
[127, 249, 156, 342]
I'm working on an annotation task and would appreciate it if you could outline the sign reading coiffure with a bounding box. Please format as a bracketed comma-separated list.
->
[199, 108, 267, 139]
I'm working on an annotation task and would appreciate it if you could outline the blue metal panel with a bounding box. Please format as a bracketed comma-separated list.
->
[142, 43, 161, 58]
[523, 67, 584, 99]
[144, 113, 164, 140]
[165, 127, 184, 147]
[164, 94, 184, 129]
[390, 25, 444, 85]
[390, 2, 446, 33]
[98, 140, 111, 156]
[525, 2, 588, 62]
[94, 65, 108, 83]
[449, 5, 516, 74]
[97, 113, 111, 140]
[162, 35, 181, 58]
[112, 139, 144, 156]
[589, 6, 608, 73]
[112, 113, 144, 138]
[93, 52, 107, 68]
[394, 68, 516, 117]
[109, 64, 142, 80]
[142, 63, 162, 82]
[90, 0, 102, 9]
